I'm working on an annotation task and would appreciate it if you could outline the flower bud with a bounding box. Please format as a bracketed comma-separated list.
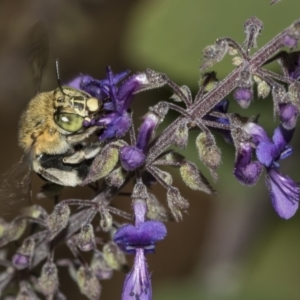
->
[103, 242, 128, 272]
[77, 266, 101, 300]
[12, 238, 35, 270]
[91, 250, 113, 280]
[166, 187, 189, 222]
[233, 87, 253, 108]
[78, 224, 95, 252]
[38, 260, 59, 296]
[47, 204, 70, 241]
[120, 146, 146, 171]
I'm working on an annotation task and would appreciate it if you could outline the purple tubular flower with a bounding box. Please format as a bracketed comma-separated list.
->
[233, 87, 253, 108]
[113, 221, 167, 254]
[242, 123, 299, 218]
[114, 198, 167, 300]
[95, 67, 151, 140]
[67, 70, 130, 100]
[122, 248, 152, 300]
[234, 142, 263, 185]
[266, 169, 300, 219]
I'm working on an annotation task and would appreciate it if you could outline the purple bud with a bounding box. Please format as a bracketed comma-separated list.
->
[12, 239, 35, 270]
[136, 114, 160, 152]
[282, 34, 298, 48]
[234, 143, 263, 185]
[233, 87, 253, 108]
[278, 103, 299, 130]
[120, 146, 146, 171]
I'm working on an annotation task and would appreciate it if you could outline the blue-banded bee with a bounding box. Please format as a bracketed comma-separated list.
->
[18, 85, 102, 187]
[16, 22, 103, 188]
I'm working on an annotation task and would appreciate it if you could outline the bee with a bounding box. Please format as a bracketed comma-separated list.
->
[18, 82, 102, 187]
[18, 23, 103, 188]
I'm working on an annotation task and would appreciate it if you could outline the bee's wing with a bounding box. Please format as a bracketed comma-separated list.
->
[0, 156, 31, 218]
[25, 21, 49, 94]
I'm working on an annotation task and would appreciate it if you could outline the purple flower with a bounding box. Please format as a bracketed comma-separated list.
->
[236, 123, 300, 219]
[114, 221, 167, 254]
[114, 199, 167, 300]
[266, 169, 299, 219]
[121, 248, 152, 300]
[233, 87, 253, 108]
[67, 70, 130, 100]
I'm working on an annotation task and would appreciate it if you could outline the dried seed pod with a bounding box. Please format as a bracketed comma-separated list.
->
[77, 266, 101, 300]
[257, 80, 271, 99]
[201, 39, 228, 70]
[22, 205, 47, 219]
[12, 238, 35, 270]
[196, 132, 221, 180]
[166, 187, 189, 222]
[82, 142, 123, 184]
[146, 193, 170, 222]
[105, 167, 126, 188]
[16, 281, 39, 300]
[103, 242, 128, 272]
[46, 204, 70, 241]
[6, 218, 27, 244]
[148, 166, 173, 186]
[180, 161, 214, 193]
[38, 260, 59, 297]
[99, 207, 113, 232]
[78, 224, 96, 252]
[91, 250, 113, 280]
[244, 16, 263, 50]
[172, 121, 189, 148]
[170, 85, 192, 102]
[132, 182, 149, 200]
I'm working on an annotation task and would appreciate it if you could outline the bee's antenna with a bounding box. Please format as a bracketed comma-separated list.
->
[55, 58, 66, 94]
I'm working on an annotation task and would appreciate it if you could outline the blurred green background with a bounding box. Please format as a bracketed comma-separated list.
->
[0, 0, 300, 299]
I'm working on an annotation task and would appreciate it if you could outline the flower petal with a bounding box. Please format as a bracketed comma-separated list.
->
[114, 221, 167, 253]
[266, 168, 300, 219]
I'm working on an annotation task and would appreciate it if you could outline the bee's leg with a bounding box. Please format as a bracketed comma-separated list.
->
[63, 142, 102, 164]
[39, 168, 83, 187]
[67, 126, 100, 145]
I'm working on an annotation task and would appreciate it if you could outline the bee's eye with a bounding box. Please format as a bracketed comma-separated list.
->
[54, 113, 84, 132]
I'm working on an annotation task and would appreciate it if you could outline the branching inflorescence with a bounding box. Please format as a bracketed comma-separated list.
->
[1, 17, 300, 300]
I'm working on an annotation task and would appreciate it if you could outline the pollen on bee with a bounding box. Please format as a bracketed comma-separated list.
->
[87, 98, 99, 112]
